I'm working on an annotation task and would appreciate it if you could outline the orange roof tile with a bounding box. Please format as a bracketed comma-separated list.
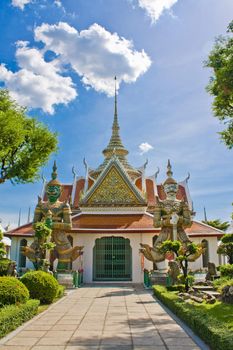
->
[186, 221, 223, 236]
[135, 177, 142, 191]
[146, 179, 156, 207]
[6, 223, 34, 236]
[6, 217, 223, 237]
[72, 213, 154, 229]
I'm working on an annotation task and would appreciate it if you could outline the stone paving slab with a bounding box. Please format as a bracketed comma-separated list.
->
[0, 285, 202, 350]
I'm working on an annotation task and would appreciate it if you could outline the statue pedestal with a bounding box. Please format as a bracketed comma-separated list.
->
[156, 260, 168, 273]
[150, 270, 168, 286]
[57, 272, 74, 289]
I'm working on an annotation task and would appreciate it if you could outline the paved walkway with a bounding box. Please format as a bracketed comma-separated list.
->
[0, 285, 201, 350]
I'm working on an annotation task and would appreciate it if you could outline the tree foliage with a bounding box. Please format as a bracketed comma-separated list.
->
[202, 219, 230, 231]
[159, 240, 202, 292]
[205, 21, 233, 148]
[0, 89, 58, 184]
[32, 222, 55, 270]
[217, 233, 233, 264]
[0, 231, 6, 259]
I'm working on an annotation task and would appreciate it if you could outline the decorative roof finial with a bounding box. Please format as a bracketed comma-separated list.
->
[114, 76, 117, 119]
[167, 159, 173, 178]
[72, 166, 77, 178]
[204, 206, 207, 222]
[51, 161, 58, 180]
[47, 161, 61, 187]
[155, 167, 160, 180]
[164, 160, 177, 185]
[185, 172, 190, 183]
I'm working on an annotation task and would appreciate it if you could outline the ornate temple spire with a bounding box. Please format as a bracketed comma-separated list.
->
[90, 77, 141, 180]
[102, 77, 128, 158]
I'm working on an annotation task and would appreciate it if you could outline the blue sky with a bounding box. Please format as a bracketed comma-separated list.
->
[0, 0, 232, 228]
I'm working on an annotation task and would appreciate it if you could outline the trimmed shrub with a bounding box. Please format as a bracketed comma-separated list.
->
[0, 277, 29, 307]
[56, 284, 65, 298]
[0, 299, 39, 338]
[21, 271, 59, 304]
[219, 264, 233, 278]
[167, 284, 185, 292]
[153, 285, 233, 350]
[0, 259, 11, 276]
[213, 276, 231, 291]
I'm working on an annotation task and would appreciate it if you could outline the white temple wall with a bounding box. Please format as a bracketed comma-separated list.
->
[189, 236, 220, 270]
[72, 232, 155, 283]
[10, 236, 34, 270]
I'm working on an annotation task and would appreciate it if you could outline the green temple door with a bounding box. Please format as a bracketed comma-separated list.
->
[93, 236, 132, 281]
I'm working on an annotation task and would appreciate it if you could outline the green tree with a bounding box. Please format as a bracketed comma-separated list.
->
[217, 233, 233, 264]
[29, 222, 55, 271]
[159, 240, 203, 292]
[0, 89, 58, 184]
[205, 20, 233, 148]
[202, 219, 230, 231]
[0, 231, 6, 259]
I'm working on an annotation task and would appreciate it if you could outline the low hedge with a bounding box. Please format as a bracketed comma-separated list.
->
[0, 277, 29, 307]
[0, 299, 40, 338]
[153, 285, 233, 350]
[219, 264, 233, 278]
[21, 271, 59, 304]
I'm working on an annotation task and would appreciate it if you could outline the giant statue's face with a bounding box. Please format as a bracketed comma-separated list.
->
[164, 183, 178, 199]
[46, 185, 61, 203]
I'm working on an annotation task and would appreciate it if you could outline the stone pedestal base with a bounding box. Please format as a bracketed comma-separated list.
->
[57, 272, 74, 289]
[156, 260, 168, 273]
[150, 270, 168, 286]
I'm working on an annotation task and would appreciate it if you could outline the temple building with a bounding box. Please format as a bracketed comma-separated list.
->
[6, 92, 224, 282]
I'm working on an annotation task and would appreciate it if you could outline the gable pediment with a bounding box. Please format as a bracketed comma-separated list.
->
[80, 158, 146, 207]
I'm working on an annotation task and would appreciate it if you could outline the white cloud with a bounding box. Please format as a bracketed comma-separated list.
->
[34, 22, 151, 96]
[0, 41, 77, 114]
[0, 22, 150, 113]
[139, 142, 154, 154]
[137, 0, 178, 23]
[12, 0, 31, 10]
[54, 0, 62, 7]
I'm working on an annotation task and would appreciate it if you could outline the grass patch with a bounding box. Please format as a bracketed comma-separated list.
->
[0, 299, 40, 338]
[153, 285, 233, 350]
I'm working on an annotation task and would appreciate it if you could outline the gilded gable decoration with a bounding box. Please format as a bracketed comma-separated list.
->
[80, 157, 147, 207]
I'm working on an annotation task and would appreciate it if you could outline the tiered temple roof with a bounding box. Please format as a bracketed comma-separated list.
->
[5, 89, 224, 239]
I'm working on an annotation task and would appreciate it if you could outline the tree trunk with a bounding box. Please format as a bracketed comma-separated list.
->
[180, 260, 189, 292]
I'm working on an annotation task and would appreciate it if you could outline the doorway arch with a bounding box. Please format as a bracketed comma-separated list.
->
[93, 236, 132, 281]
[19, 239, 27, 268]
[202, 239, 209, 267]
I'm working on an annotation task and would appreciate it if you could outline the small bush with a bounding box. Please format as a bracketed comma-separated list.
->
[0, 277, 29, 307]
[0, 299, 39, 338]
[219, 264, 233, 278]
[0, 258, 13, 276]
[213, 276, 231, 291]
[56, 284, 65, 298]
[21, 271, 59, 304]
[167, 284, 185, 292]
